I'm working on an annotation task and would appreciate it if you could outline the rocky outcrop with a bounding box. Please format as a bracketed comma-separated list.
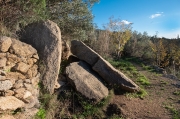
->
[66, 61, 108, 101]
[0, 36, 40, 117]
[18, 20, 62, 94]
[71, 40, 139, 92]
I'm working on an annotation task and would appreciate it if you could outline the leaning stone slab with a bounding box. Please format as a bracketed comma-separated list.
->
[0, 96, 24, 111]
[93, 58, 139, 92]
[71, 40, 100, 65]
[18, 20, 62, 94]
[71, 40, 139, 92]
[66, 61, 108, 101]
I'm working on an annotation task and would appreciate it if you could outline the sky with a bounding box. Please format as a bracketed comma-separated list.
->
[92, 0, 180, 38]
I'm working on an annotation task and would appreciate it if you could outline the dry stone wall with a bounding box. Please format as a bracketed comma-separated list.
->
[0, 36, 40, 118]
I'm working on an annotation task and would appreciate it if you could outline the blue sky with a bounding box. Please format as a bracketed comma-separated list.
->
[92, 0, 180, 38]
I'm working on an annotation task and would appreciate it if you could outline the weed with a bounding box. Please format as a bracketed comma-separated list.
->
[163, 104, 180, 119]
[141, 64, 153, 71]
[136, 75, 150, 85]
[160, 80, 168, 85]
[35, 108, 46, 119]
[173, 91, 180, 96]
[126, 88, 148, 99]
[59, 60, 69, 74]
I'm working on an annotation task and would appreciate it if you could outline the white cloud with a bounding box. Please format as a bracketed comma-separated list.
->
[150, 13, 162, 19]
[121, 20, 132, 25]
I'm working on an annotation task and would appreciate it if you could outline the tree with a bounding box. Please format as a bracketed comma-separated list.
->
[105, 17, 132, 59]
[149, 38, 167, 67]
[46, 0, 99, 41]
[0, 0, 99, 41]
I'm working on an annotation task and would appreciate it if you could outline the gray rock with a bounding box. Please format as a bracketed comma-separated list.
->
[0, 80, 12, 91]
[66, 61, 108, 101]
[19, 20, 62, 94]
[71, 40, 139, 92]
[0, 36, 12, 52]
[71, 40, 100, 65]
[93, 58, 140, 92]
[0, 96, 25, 111]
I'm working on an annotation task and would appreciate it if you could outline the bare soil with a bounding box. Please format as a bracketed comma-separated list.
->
[109, 63, 180, 119]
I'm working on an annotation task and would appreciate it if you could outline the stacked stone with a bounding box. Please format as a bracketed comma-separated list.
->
[0, 36, 40, 117]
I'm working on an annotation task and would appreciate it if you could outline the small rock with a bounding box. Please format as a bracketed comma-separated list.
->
[24, 83, 32, 90]
[0, 36, 12, 52]
[31, 75, 40, 86]
[24, 79, 31, 84]
[32, 54, 39, 59]
[0, 58, 7, 68]
[13, 80, 24, 89]
[23, 91, 32, 99]
[14, 88, 26, 99]
[0, 80, 12, 91]
[0, 75, 6, 81]
[24, 96, 38, 109]
[6, 72, 26, 80]
[5, 90, 14, 96]
[13, 62, 30, 74]
[0, 53, 6, 58]
[0, 96, 25, 110]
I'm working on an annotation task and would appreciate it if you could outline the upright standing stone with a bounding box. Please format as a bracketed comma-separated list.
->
[18, 20, 62, 94]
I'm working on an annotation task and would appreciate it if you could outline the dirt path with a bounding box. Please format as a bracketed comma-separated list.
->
[110, 63, 180, 119]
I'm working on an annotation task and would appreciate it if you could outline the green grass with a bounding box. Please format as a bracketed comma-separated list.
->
[137, 75, 150, 85]
[173, 91, 180, 96]
[163, 104, 180, 119]
[35, 108, 46, 119]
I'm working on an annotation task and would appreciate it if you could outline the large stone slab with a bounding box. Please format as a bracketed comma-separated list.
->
[0, 96, 24, 111]
[71, 40, 139, 92]
[66, 61, 108, 101]
[18, 20, 62, 94]
[71, 40, 100, 65]
[93, 58, 139, 92]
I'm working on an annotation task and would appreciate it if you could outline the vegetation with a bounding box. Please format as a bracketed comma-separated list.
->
[0, 0, 99, 40]
[108, 58, 149, 98]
